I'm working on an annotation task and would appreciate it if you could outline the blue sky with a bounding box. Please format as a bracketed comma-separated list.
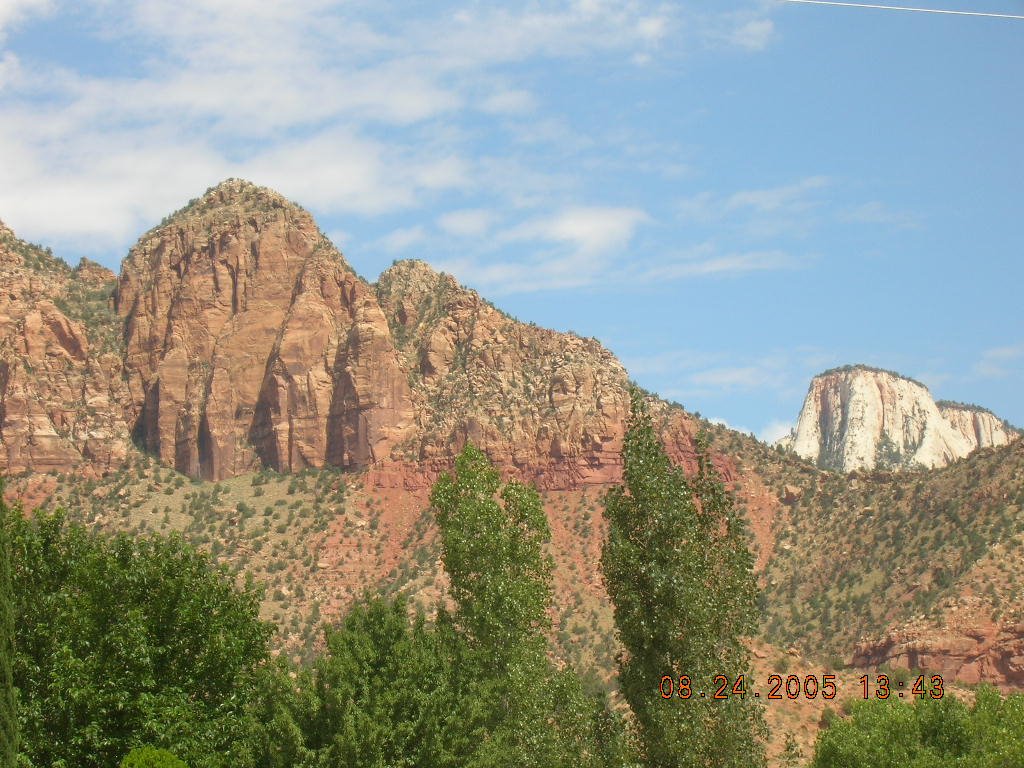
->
[1, 0, 1021, 438]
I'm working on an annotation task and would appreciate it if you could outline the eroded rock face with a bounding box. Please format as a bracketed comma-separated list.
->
[853, 605, 1024, 689]
[0, 220, 130, 475]
[778, 366, 1017, 472]
[116, 180, 415, 480]
[938, 401, 1017, 452]
[374, 259, 713, 489]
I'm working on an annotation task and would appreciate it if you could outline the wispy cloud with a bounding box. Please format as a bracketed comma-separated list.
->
[839, 201, 919, 228]
[973, 343, 1024, 379]
[631, 247, 796, 282]
[501, 206, 649, 254]
[374, 226, 427, 254]
[675, 176, 919, 244]
[0, 1, 778, 255]
[677, 176, 830, 224]
[0, 0, 51, 40]
[689, 363, 788, 391]
[633, 347, 832, 405]
[431, 209, 805, 294]
[437, 209, 498, 238]
[708, 417, 755, 436]
[435, 205, 650, 292]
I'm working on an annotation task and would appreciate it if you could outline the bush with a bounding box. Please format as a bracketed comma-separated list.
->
[120, 747, 187, 768]
[813, 685, 1024, 767]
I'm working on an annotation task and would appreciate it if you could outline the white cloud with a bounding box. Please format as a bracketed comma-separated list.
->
[840, 201, 919, 228]
[374, 226, 427, 254]
[676, 177, 830, 230]
[698, 6, 777, 52]
[677, 179, 921, 243]
[758, 419, 793, 444]
[638, 349, 827, 402]
[690, 364, 787, 390]
[623, 349, 721, 377]
[480, 89, 536, 115]
[503, 206, 649, 254]
[438, 209, 497, 238]
[0, 1, 782, 253]
[708, 417, 754, 436]
[0, 0, 51, 40]
[725, 176, 829, 214]
[727, 19, 775, 51]
[632, 247, 796, 282]
[435, 205, 649, 292]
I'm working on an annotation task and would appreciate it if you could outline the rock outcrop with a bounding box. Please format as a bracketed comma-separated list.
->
[377, 260, 634, 488]
[778, 365, 1017, 472]
[852, 602, 1024, 689]
[938, 400, 1017, 452]
[116, 180, 415, 480]
[0, 220, 131, 475]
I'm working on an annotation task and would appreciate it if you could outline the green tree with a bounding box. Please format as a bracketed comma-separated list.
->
[250, 445, 633, 767]
[120, 746, 188, 768]
[429, 444, 553, 669]
[6, 507, 273, 768]
[812, 685, 1024, 767]
[430, 444, 635, 768]
[602, 390, 766, 768]
[0, 486, 16, 768]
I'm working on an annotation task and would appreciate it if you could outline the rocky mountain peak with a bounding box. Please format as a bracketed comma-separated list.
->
[1, 181, 710, 491]
[0, 217, 130, 476]
[115, 181, 408, 480]
[175, 177, 291, 218]
[73, 257, 116, 286]
[779, 365, 1017, 472]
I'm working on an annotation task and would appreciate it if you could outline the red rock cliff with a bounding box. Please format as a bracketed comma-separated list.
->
[115, 179, 414, 480]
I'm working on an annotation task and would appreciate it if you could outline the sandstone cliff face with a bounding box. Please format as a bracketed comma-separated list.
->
[375, 259, 737, 489]
[852, 599, 1024, 689]
[938, 401, 1017, 452]
[0, 221, 130, 476]
[116, 180, 415, 480]
[779, 366, 1016, 472]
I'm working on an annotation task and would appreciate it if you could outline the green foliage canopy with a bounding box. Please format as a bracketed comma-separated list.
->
[120, 746, 188, 768]
[5, 505, 272, 768]
[602, 390, 766, 768]
[0, 488, 16, 768]
[812, 685, 1024, 767]
[429, 444, 553, 668]
[248, 444, 634, 768]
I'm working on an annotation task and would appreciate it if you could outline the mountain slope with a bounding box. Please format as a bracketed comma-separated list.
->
[69, 178, 713, 491]
[759, 437, 1024, 685]
[4, 181, 1024, 703]
[116, 179, 414, 480]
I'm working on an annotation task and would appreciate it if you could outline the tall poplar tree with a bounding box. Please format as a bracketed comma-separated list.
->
[602, 390, 766, 768]
[431, 443, 635, 768]
[0, 484, 17, 768]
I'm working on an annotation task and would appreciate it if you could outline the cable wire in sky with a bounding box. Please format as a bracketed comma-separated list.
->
[782, 0, 1024, 19]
